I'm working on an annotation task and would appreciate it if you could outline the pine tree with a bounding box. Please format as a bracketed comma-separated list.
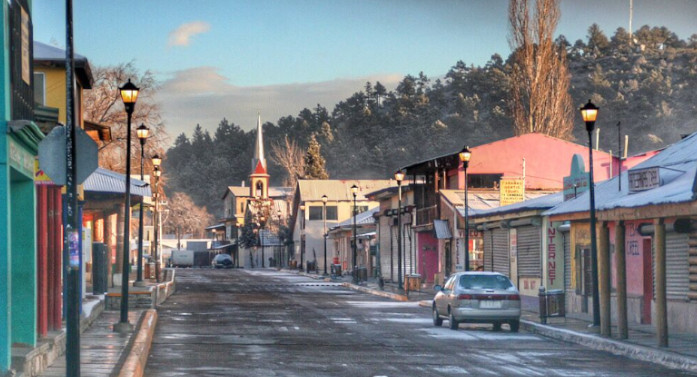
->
[303, 134, 329, 179]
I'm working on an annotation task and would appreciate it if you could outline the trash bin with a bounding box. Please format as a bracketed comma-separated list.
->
[539, 286, 565, 324]
[405, 274, 422, 292]
[356, 267, 368, 283]
[306, 261, 316, 273]
[92, 243, 108, 294]
[331, 264, 342, 277]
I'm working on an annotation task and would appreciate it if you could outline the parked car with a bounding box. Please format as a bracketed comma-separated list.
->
[432, 271, 521, 332]
[212, 253, 233, 268]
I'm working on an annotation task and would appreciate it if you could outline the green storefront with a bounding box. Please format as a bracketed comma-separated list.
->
[1, 122, 43, 371]
[0, 0, 43, 371]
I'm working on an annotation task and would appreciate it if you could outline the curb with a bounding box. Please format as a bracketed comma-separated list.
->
[341, 282, 409, 302]
[521, 320, 697, 373]
[117, 309, 158, 377]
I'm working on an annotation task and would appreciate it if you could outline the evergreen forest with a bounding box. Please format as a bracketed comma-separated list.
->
[164, 24, 697, 217]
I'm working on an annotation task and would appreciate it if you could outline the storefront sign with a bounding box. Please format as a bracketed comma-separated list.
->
[500, 178, 525, 206]
[519, 277, 540, 297]
[9, 138, 34, 178]
[21, 6, 30, 84]
[628, 167, 660, 192]
[546, 224, 564, 290]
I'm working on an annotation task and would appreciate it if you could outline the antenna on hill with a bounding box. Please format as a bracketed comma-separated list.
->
[629, 0, 634, 44]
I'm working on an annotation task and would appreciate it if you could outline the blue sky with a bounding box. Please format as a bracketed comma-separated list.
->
[32, 0, 697, 139]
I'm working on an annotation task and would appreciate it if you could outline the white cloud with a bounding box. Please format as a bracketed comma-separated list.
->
[168, 21, 211, 47]
[156, 67, 402, 142]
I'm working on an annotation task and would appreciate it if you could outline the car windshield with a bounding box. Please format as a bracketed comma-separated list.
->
[459, 274, 513, 290]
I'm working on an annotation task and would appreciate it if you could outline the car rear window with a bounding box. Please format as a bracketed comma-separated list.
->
[459, 275, 513, 290]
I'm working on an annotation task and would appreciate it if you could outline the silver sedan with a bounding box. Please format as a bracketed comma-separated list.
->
[432, 271, 521, 332]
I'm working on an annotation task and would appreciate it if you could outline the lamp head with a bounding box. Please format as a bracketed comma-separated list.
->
[394, 170, 405, 184]
[322, 194, 328, 204]
[119, 79, 139, 113]
[152, 154, 162, 167]
[579, 99, 599, 132]
[459, 146, 472, 167]
[351, 184, 358, 197]
[136, 124, 149, 143]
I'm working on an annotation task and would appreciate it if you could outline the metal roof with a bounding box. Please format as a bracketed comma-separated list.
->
[469, 192, 563, 219]
[335, 206, 380, 228]
[224, 185, 292, 199]
[544, 132, 697, 217]
[83, 168, 151, 197]
[434, 219, 452, 239]
[297, 179, 395, 202]
[34, 41, 93, 89]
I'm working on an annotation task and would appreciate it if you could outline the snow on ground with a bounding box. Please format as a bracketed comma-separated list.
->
[420, 327, 541, 341]
[346, 300, 420, 309]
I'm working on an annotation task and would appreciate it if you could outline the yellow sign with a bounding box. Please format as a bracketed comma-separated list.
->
[499, 178, 525, 206]
[35, 160, 55, 185]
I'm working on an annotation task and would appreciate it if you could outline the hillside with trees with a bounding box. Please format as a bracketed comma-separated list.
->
[164, 24, 697, 217]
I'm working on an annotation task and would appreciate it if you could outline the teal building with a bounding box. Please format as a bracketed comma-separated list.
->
[0, 0, 42, 372]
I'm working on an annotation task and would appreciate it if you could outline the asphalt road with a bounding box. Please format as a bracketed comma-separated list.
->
[144, 269, 695, 377]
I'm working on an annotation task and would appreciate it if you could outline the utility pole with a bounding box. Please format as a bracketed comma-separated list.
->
[64, 0, 80, 374]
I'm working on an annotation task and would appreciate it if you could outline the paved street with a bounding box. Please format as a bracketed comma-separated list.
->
[145, 269, 695, 376]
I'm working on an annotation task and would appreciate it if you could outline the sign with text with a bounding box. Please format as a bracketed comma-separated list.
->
[628, 167, 660, 192]
[499, 178, 525, 206]
[563, 154, 589, 201]
[546, 224, 564, 290]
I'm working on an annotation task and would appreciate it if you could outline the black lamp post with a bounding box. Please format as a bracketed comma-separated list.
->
[395, 170, 405, 290]
[322, 194, 328, 276]
[134, 124, 149, 287]
[351, 184, 358, 284]
[116, 79, 139, 333]
[299, 204, 305, 271]
[459, 146, 472, 271]
[580, 99, 600, 327]
[152, 155, 162, 282]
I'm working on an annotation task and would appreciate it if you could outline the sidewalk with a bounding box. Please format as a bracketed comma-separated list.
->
[519, 311, 697, 373]
[291, 268, 697, 374]
[38, 310, 143, 377]
[33, 272, 172, 377]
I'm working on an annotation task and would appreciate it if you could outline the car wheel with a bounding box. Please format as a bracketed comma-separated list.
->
[510, 320, 520, 333]
[492, 322, 502, 332]
[432, 306, 443, 327]
[448, 310, 459, 330]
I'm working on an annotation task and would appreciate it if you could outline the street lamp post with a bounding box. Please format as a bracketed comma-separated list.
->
[115, 79, 139, 333]
[351, 184, 359, 284]
[580, 99, 600, 327]
[322, 195, 328, 276]
[152, 155, 162, 282]
[300, 204, 305, 271]
[395, 170, 405, 290]
[459, 146, 472, 271]
[134, 124, 149, 287]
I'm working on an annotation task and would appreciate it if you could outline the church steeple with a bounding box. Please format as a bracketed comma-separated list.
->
[252, 112, 266, 172]
[250, 113, 270, 199]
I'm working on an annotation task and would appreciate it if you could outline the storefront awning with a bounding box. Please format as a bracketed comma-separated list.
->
[433, 219, 452, 239]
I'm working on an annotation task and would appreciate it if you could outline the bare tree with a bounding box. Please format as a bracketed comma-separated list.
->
[83, 61, 169, 173]
[508, 0, 573, 139]
[163, 192, 214, 242]
[270, 135, 305, 188]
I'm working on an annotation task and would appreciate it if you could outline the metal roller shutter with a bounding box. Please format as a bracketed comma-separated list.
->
[493, 228, 509, 277]
[483, 230, 493, 272]
[666, 232, 689, 300]
[517, 226, 541, 277]
[564, 231, 572, 292]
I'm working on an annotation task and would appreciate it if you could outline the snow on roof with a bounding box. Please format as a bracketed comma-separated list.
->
[471, 191, 564, 218]
[335, 206, 380, 227]
[544, 132, 697, 216]
[83, 168, 150, 197]
[297, 179, 395, 201]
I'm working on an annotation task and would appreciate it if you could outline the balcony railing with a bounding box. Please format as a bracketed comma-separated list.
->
[415, 205, 437, 227]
